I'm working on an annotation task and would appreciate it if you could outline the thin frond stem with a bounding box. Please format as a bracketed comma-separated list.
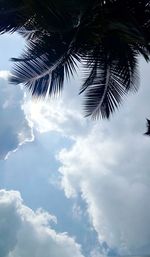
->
[92, 63, 110, 117]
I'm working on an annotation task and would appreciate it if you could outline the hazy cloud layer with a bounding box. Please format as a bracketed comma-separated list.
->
[0, 76, 33, 159]
[0, 189, 84, 257]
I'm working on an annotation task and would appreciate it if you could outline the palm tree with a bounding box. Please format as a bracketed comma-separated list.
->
[0, 0, 150, 119]
[145, 119, 150, 136]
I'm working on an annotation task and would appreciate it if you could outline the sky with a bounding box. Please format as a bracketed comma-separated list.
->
[0, 33, 150, 257]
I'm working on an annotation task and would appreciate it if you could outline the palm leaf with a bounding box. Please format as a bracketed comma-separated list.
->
[83, 62, 126, 119]
[82, 46, 138, 119]
[18, 26, 42, 41]
[2, 0, 150, 120]
[10, 50, 79, 98]
[0, 1, 30, 34]
[144, 119, 150, 136]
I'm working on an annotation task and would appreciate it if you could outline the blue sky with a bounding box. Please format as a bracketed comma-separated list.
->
[0, 33, 150, 257]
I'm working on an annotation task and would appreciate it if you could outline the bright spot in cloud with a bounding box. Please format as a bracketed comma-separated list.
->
[0, 70, 10, 80]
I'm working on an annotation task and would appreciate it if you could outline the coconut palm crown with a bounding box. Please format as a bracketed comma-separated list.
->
[0, 0, 150, 119]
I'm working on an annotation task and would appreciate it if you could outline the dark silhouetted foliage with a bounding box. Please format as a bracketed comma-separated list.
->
[0, 0, 150, 119]
[144, 119, 150, 136]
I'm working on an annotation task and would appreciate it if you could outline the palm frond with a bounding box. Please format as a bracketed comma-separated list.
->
[10, 50, 79, 98]
[0, 1, 30, 34]
[80, 62, 98, 94]
[82, 47, 138, 119]
[2, 0, 149, 120]
[83, 63, 125, 119]
[144, 119, 150, 136]
[18, 27, 41, 41]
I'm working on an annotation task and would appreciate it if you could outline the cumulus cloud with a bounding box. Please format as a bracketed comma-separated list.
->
[0, 189, 84, 257]
[21, 53, 150, 255]
[58, 127, 150, 254]
[0, 76, 33, 159]
[24, 74, 92, 139]
[56, 61, 150, 255]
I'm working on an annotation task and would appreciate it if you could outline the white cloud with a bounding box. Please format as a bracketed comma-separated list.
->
[72, 203, 83, 221]
[0, 70, 10, 80]
[21, 55, 150, 255]
[0, 77, 33, 159]
[0, 189, 84, 257]
[58, 127, 150, 254]
[56, 61, 150, 255]
[24, 74, 92, 139]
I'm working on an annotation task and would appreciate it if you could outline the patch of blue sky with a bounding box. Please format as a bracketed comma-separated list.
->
[0, 33, 25, 70]
[0, 128, 101, 256]
[0, 33, 114, 257]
